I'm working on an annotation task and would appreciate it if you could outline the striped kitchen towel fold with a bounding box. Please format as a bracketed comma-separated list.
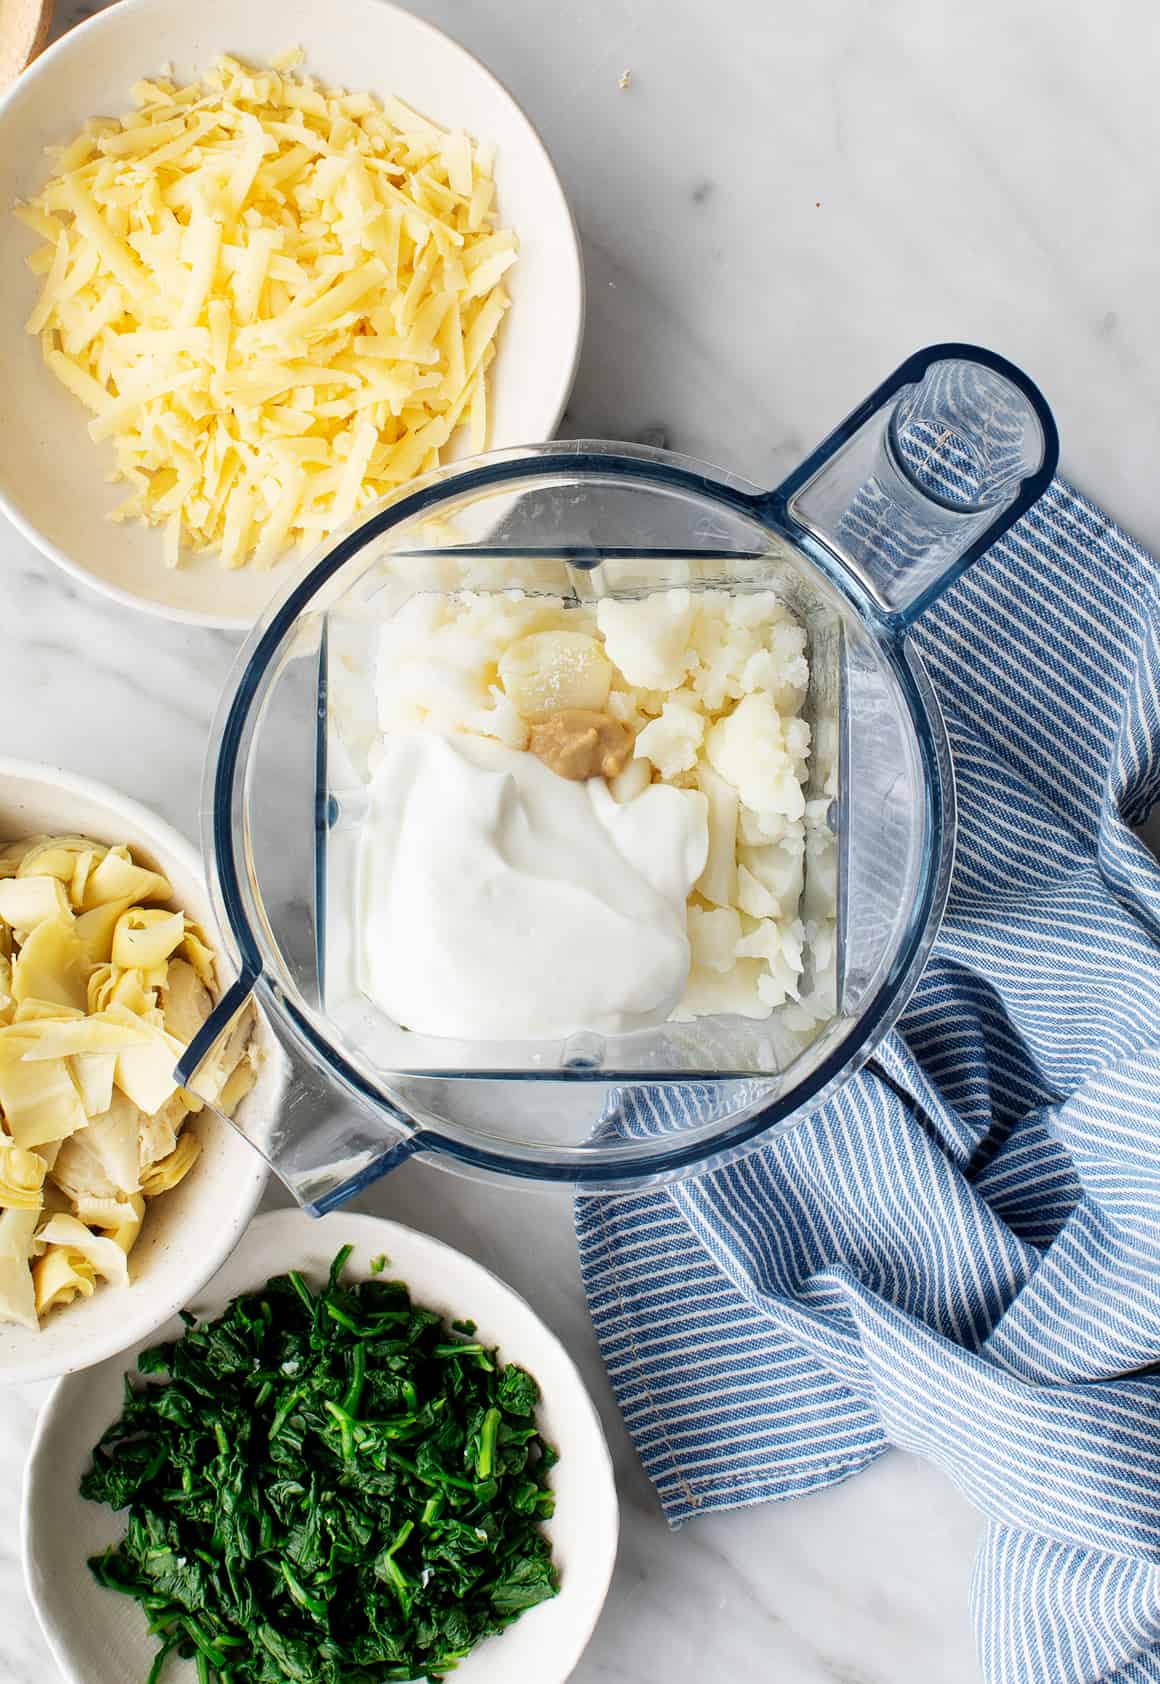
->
[576, 477, 1160, 1684]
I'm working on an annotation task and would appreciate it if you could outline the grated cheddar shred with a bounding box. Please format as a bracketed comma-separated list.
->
[15, 54, 517, 571]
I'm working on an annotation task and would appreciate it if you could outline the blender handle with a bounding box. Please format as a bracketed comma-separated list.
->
[767, 343, 1059, 631]
[175, 971, 425, 1214]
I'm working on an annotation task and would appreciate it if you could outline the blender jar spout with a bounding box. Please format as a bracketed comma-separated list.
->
[768, 343, 1059, 631]
[175, 968, 425, 1213]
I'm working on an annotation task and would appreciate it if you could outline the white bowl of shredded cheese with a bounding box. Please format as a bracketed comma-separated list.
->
[0, 759, 269, 1383]
[0, 0, 583, 626]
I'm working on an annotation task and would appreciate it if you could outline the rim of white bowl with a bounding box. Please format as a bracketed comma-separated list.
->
[0, 755, 269, 1383]
[22, 1209, 620, 1684]
[0, 755, 206, 873]
[0, 0, 585, 631]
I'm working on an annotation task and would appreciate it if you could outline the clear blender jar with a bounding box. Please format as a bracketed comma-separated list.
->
[179, 343, 1058, 1211]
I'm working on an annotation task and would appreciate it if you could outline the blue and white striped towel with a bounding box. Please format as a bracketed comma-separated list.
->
[576, 478, 1160, 1684]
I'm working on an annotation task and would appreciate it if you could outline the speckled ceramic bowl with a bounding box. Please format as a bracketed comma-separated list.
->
[23, 1209, 619, 1684]
[0, 0, 582, 626]
[0, 758, 269, 1383]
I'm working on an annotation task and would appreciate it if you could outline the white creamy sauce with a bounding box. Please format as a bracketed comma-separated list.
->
[359, 733, 708, 1040]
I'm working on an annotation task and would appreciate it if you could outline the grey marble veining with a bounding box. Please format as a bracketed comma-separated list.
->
[2, 1, 1158, 1680]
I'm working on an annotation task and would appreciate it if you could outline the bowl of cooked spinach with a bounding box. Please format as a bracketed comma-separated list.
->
[22, 1210, 618, 1684]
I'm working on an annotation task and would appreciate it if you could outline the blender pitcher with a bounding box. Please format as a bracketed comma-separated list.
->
[180, 343, 1058, 1211]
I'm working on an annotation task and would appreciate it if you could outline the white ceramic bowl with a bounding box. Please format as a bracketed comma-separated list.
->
[0, 757, 269, 1383]
[24, 1208, 619, 1684]
[0, 0, 583, 628]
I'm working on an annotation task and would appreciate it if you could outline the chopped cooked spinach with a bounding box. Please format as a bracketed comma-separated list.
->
[80, 1246, 559, 1683]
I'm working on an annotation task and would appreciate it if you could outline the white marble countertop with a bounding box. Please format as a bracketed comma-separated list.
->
[2, 1, 1158, 1680]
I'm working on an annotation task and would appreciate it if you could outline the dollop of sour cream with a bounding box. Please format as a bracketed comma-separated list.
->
[359, 733, 708, 1041]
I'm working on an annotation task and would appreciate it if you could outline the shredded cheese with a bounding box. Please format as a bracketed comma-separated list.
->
[17, 54, 516, 571]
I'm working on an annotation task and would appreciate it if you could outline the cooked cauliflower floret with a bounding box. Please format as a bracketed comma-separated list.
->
[455, 591, 576, 658]
[378, 656, 491, 735]
[607, 688, 642, 729]
[706, 692, 809, 822]
[377, 592, 448, 661]
[607, 683, 667, 735]
[686, 591, 809, 714]
[596, 589, 695, 690]
[725, 590, 783, 631]
[377, 592, 602, 738]
[688, 604, 754, 711]
[764, 619, 810, 711]
[738, 804, 797, 846]
[635, 694, 705, 778]
[464, 686, 529, 750]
